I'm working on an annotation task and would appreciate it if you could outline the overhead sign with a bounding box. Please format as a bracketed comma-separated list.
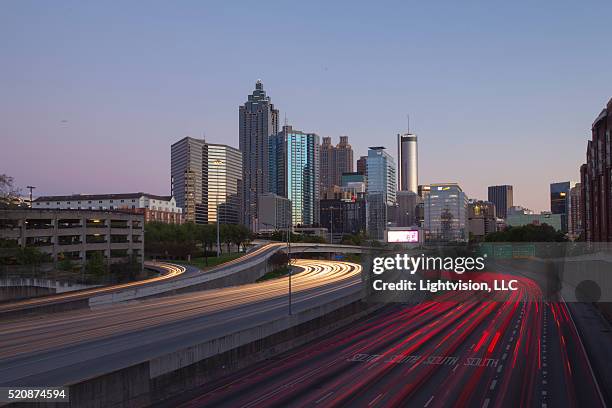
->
[387, 229, 420, 243]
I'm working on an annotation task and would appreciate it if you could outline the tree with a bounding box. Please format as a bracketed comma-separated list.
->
[0, 174, 24, 209]
[484, 224, 567, 242]
[15, 247, 50, 266]
[86, 252, 106, 277]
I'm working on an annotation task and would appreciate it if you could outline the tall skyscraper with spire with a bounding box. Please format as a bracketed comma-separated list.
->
[239, 80, 279, 230]
[397, 132, 418, 193]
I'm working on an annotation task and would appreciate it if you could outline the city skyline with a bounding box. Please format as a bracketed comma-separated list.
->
[3, 2, 612, 212]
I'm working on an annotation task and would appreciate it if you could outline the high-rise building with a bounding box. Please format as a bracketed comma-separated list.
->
[397, 133, 418, 193]
[206, 143, 243, 225]
[581, 98, 612, 242]
[550, 181, 571, 233]
[320, 196, 367, 242]
[269, 125, 320, 226]
[257, 193, 292, 233]
[366, 146, 396, 239]
[171, 137, 206, 223]
[418, 184, 431, 200]
[467, 200, 497, 240]
[568, 182, 583, 240]
[487, 185, 513, 219]
[171, 137, 241, 225]
[239, 80, 279, 230]
[357, 155, 367, 176]
[424, 183, 469, 242]
[394, 191, 422, 227]
[319, 136, 354, 194]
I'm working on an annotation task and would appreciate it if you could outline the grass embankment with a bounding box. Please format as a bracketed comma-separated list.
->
[168, 253, 242, 270]
[256, 266, 290, 282]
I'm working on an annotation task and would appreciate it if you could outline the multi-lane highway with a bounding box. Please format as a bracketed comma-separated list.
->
[173, 271, 606, 408]
[0, 259, 361, 389]
[0, 242, 286, 316]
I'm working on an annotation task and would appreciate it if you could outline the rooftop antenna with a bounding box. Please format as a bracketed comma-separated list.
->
[284, 113, 288, 127]
[407, 114, 410, 134]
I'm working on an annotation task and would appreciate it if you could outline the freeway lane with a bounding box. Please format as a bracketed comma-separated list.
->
[0, 259, 361, 389]
[173, 272, 605, 408]
[0, 242, 285, 316]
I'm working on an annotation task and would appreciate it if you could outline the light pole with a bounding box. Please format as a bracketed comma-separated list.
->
[212, 159, 224, 257]
[26, 186, 36, 208]
[325, 206, 340, 244]
[289, 244, 318, 316]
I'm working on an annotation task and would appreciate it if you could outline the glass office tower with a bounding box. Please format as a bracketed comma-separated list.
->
[206, 143, 242, 225]
[270, 125, 320, 226]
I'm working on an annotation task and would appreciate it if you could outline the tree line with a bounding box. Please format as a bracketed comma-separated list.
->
[145, 222, 253, 264]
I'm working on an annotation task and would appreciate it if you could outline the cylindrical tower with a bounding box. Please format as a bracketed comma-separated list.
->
[397, 133, 418, 193]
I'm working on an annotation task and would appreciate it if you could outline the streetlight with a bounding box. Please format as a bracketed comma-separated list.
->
[324, 206, 341, 244]
[288, 244, 319, 316]
[212, 159, 224, 257]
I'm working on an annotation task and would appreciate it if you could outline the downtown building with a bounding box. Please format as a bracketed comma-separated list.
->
[467, 200, 497, 240]
[366, 146, 396, 240]
[397, 132, 418, 193]
[239, 80, 279, 230]
[320, 136, 354, 194]
[33, 193, 183, 224]
[581, 98, 612, 242]
[568, 183, 583, 240]
[356, 155, 367, 176]
[171, 137, 242, 224]
[550, 181, 571, 233]
[424, 183, 469, 242]
[487, 185, 513, 219]
[269, 125, 320, 227]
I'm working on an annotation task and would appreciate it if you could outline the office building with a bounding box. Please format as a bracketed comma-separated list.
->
[239, 80, 279, 230]
[269, 125, 320, 226]
[320, 196, 367, 242]
[506, 212, 563, 231]
[550, 181, 571, 233]
[467, 200, 497, 240]
[320, 136, 354, 194]
[488, 185, 513, 219]
[418, 184, 431, 200]
[581, 98, 612, 241]
[33, 193, 183, 224]
[397, 133, 418, 193]
[394, 191, 422, 227]
[357, 156, 367, 176]
[206, 143, 242, 225]
[171, 137, 206, 223]
[568, 183, 583, 240]
[507, 205, 533, 216]
[0, 209, 144, 267]
[424, 183, 469, 242]
[257, 193, 291, 233]
[366, 146, 396, 239]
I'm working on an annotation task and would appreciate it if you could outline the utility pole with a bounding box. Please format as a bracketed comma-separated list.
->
[26, 186, 36, 208]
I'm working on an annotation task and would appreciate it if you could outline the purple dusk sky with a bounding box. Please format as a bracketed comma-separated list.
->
[2, 1, 611, 212]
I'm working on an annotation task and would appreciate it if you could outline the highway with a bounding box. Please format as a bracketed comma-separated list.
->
[0, 259, 361, 389]
[0, 242, 286, 315]
[172, 271, 606, 408]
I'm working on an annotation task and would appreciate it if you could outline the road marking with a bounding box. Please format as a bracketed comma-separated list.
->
[316, 392, 334, 404]
[542, 380, 547, 385]
[490, 380, 497, 390]
[506, 345, 510, 351]
[497, 364, 503, 373]
[509, 337, 514, 342]
[502, 353, 508, 360]
[424, 395, 434, 407]
[482, 398, 491, 408]
[369, 393, 384, 406]
[453, 364, 459, 372]
[542, 390, 547, 396]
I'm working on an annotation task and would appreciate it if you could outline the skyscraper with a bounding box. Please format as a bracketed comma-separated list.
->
[397, 133, 418, 193]
[269, 125, 320, 226]
[171, 137, 242, 225]
[366, 146, 396, 239]
[319, 135, 354, 194]
[239, 80, 279, 230]
[487, 185, 513, 219]
[356, 155, 367, 176]
[206, 143, 243, 225]
[424, 183, 469, 242]
[550, 181, 571, 233]
[171, 137, 206, 223]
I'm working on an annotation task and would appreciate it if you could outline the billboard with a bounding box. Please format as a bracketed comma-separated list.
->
[387, 229, 420, 243]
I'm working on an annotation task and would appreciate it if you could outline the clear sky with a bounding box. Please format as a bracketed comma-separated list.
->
[1, 1, 611, 211]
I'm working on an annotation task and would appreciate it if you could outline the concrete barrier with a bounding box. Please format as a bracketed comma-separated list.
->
[31, 290, 379, 408]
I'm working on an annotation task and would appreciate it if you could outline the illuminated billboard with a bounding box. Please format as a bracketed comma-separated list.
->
[387, 229, 420, 243]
